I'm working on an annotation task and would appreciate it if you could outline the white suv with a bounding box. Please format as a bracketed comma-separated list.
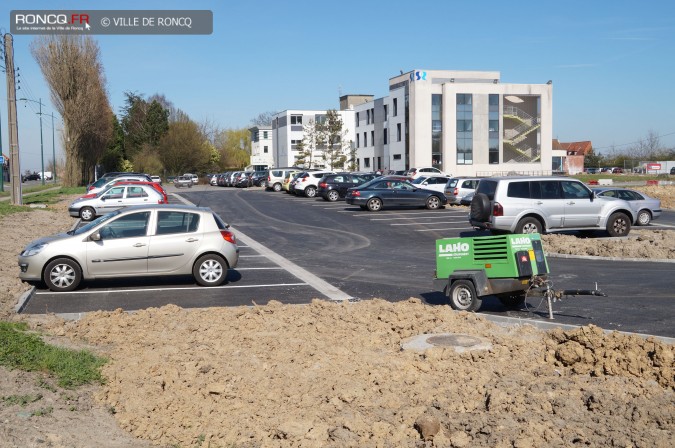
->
[469, 176, 635, 237]
[406, 167, 448, 179]
[292, 170, 335, 197]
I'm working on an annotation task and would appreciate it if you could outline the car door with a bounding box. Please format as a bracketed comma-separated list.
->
[390, 180, 418, 206]
[147, 210, 203, 273]
[532, 181, 567, 229]
[86, 211, 151, 276]
[97, 186, 126, 214]
[124, 186, 157, 207]
[561, 180, 598, 228]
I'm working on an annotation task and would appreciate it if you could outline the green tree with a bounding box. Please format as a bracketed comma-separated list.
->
[320, 110, 349, 170]
[98, 114, 125, 173]
[158, 120, 210, 175]
[214, 128, 251, 169]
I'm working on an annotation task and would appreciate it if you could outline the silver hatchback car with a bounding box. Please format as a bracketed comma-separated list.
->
[19, 205, 239, 291]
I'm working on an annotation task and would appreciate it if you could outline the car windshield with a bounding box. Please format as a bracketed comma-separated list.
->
[71, 210, 121, 235]
[411, 177, 427, 185]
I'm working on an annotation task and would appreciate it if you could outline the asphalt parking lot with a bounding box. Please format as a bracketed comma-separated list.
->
[20, 185, 675, 339]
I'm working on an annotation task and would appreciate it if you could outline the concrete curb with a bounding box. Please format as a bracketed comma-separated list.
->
[15, 286, 35, 314]
[480, 313, 675, 345]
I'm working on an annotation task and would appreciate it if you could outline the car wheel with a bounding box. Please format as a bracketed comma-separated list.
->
[637, 210, 651, 226]
[516, 217, 542, 234]
[607, 212, 631, 237]
[327, 190, 339, 202]
[79, 207, 96, 222]
[366, 197, 382, 212]
[193, 254, 228, 287]
[470, 193, 491, 221]
[498, 292, 526, 309]
[305, 186, 317, 198]
[273, 183, 282, 192]
[44, 258, 82, 292]
[425, 195, 441, 210]
[448, 279, 481, 312]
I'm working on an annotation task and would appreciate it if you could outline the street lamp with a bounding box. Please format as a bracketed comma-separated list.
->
[18, 97, 45, 185]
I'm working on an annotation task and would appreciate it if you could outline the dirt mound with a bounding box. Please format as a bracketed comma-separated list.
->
[634, 184, 675, 210]
[58, 300, 674, 447]
[542, 229, 675, 259]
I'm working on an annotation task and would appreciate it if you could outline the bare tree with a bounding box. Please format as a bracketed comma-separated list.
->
[250, 111, 277, 127]
[31, 35, 112, 186]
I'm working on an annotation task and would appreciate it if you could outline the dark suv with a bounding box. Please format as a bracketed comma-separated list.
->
[22, 173, 41, 182]
[317, 173, 376, 201]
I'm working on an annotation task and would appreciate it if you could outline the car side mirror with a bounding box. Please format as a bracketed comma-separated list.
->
[422, 182, 428, 186]
[100, 196, 106, 201]
[90, 232, 101, 241]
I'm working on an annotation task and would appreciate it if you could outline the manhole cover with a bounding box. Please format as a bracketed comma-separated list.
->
[401, 333, 492, 353]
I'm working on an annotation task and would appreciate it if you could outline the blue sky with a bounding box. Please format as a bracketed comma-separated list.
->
[2, 0, 675, 172]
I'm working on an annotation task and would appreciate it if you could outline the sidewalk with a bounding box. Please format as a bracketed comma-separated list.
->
[0, 184, 62, 202]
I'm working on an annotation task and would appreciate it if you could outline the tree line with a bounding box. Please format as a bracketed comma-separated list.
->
[584, 130, 675, 170]
[32, 35, 256, 187]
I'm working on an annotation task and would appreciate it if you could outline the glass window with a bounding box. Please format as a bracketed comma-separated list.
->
[263, 131, 268, 139]
[100, 212, 150, 239]
[371, 131, 374, 146]
[540, 181, 562, 199]
[393, 98, 398, 117]
[356, 112, 360, 126]
[126, 186, 148, 198]
[384, 129, 388, 144]
[384, 105, 388, 120]
[364, 158, 370, 168]
[356, 134, 360, 148]
[156, 211, 200, 235]
[397, 123, 401, 141]
[264, 146, 268, 153]
[562, 181, 590, 199]
[364, 132, 367, 147]
[507, 182, 531, 199]
[290, 115, 302, 125]
[103, 186, 124, 200]
[393, 154, 401, 160]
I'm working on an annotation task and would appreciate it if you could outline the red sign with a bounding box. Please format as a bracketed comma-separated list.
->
[647, 163, 661, 170]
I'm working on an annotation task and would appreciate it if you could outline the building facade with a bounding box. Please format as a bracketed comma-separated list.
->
[354, 69, 553, 176]
[249, 125, 274, 170]
[271, 109, 356, 169]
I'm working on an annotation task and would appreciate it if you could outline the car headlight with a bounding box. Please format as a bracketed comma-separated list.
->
[22, 243, 48, 257]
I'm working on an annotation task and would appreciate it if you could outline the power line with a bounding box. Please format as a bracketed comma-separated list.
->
[591, 131, 675, 151]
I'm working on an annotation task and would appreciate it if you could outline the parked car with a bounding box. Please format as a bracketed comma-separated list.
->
[593, 188, 661, 225]
[584, 168, 599, 174]
[250, 171, 267, 187]
[345, 178, 447, 211]
[460, 191, 474, 206]
[18, 204, 239, 291]
[670, 167, 675, 175]
[184, 173, 199, 184]
[88, 175, 151, 195]
[610, 167, 624, 174]
[113, 180, 169, 204]
[235, 172, 254, 188]
[317, 173, 374, 202]
[266, 167, 304, 192]
[293, 170, 335, 197]
[88, 172, 151, 190]
[283, 171, 303, 193]
[68, 184, 166, 221]
[21, 172, 41, 182]
[226, 171, 243, 187]
[210, 174, 219, 186]
[469, 176, 635, 236]
[410, 175, 452, 194]
[150, 175, 162, 185]
[174, 175, 193, 188]
[405, 167, 448, 179]
[444, 177, 481, 205]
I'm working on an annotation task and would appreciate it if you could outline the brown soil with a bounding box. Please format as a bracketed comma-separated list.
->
[0, 191, 673, 447]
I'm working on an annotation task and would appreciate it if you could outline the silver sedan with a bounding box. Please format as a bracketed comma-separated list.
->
[593, 188, 661, 225]
[19, 205, 239, 291]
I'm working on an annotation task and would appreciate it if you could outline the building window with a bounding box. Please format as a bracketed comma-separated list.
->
[356, 134, 360, 148]
[291, 139, 301, 150]
[377, 157, 382, 170]
[397, 123, 401, 142]
[290, 115, 302, 125]
[432, 94, 442, 169]
[371, 108, 374, 123]
[393, 154, 401, 160]
[457, 94, 473, 165]
[263, 131, 268, 139]
[356, 112, 359, 127]
[489, 94, 499, 164]
[371, 131, 374, 146]
[393, 98, 398, 117]
[364, 132, 367, 147]
[383, 128, 388, 145]
[384, 105, 388, 120]
[264, 146, 268, 154]
[364, 158, 371, 168]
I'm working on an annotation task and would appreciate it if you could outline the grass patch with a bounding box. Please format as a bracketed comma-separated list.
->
[1, 393, 43, 407]
[23, 186, 86, 205]
[0, 202, 30, 217]
[0, 321, 107, 389]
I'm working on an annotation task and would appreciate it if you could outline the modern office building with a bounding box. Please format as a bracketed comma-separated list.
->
[353, 69, 553, 176]
[271, 109, 356, 169]
[249, 125, 274, 170]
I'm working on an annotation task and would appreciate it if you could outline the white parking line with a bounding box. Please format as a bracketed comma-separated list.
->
[416, 227, 473, 232]
[35, 283, 309, 295]
[239, 255, 266, 258]
[368, 216, 464, 221]
[391, 221, 469, 226]
[174, 193, 353, 301]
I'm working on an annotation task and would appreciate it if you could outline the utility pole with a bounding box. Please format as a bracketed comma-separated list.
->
[19, 97, 46, 185]
[4, 33, 22, 205]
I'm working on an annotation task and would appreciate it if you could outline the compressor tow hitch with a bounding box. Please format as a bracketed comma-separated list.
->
[541, 281, 607, 319]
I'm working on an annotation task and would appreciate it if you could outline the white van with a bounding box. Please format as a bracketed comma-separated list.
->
[184, 173, 199, 185]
